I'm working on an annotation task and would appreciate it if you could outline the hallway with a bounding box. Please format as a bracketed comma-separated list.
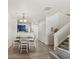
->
[8, 40, 53, 59]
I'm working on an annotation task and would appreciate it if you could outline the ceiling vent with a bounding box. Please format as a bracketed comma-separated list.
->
[44, 7, 52, 11]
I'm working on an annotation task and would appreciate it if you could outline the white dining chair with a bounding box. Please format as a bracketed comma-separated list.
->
[28, 34, 36, 49]
[20, 37, 29, 53]
[12, 37, 20, 51]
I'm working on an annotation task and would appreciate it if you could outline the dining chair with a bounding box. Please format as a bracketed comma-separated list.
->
[20, 37, 29, 53]
[12, 37, 20, 51]
[28, 34, 36, 49]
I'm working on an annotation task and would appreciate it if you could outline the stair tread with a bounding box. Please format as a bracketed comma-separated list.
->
[63, 42, 69, 45]
[65, 37, 69, 42]
[59, 45, 69, 50]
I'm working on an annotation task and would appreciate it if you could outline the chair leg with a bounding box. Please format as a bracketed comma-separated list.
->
[20, 47, 29, 53]
[20, 49, 22, 54]
[20, 46, 22, 54]
[26, 45, 29, 53]
[27, 49, 28, 53]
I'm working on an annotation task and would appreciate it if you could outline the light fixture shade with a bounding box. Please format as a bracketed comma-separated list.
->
[24, 19, 27, 22]
[19, 19, 23, 22]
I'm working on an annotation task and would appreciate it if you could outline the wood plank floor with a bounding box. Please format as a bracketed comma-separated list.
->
[8, 40, 53, 59]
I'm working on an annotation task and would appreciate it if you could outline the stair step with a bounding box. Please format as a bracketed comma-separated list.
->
[65, 37, 69, 42]
[63, 42, 69, 45]
[56, 47, 70, 59]
[59, 45, 69, 50]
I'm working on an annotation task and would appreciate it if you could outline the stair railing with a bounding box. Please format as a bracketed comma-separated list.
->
[54, 23, 70, 50]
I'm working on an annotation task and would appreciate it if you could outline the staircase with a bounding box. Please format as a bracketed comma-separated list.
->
[49, 36, 69, 59]
[55, 36, 70, 59]
[49, 23, 70, 59]
[58, 37, 69, 50]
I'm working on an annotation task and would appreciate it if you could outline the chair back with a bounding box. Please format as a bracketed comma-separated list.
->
[20, 37, 29, 44]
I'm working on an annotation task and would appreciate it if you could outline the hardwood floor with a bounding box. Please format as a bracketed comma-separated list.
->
[8, 40, 53, 59]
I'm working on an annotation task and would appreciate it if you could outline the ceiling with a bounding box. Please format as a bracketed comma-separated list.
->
[8, 0, 70, 24]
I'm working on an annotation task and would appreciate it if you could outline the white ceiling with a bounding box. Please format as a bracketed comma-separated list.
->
[8, 0, 70, 24]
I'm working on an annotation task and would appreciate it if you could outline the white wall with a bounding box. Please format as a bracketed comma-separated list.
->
[46, 11, 70, 30]
[58, 12, 70, 29]
[46, 13, 60, 32]
[38, 20, 47, 44]
[31, 24, 38, 39]
[8, 15, 17, 48]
